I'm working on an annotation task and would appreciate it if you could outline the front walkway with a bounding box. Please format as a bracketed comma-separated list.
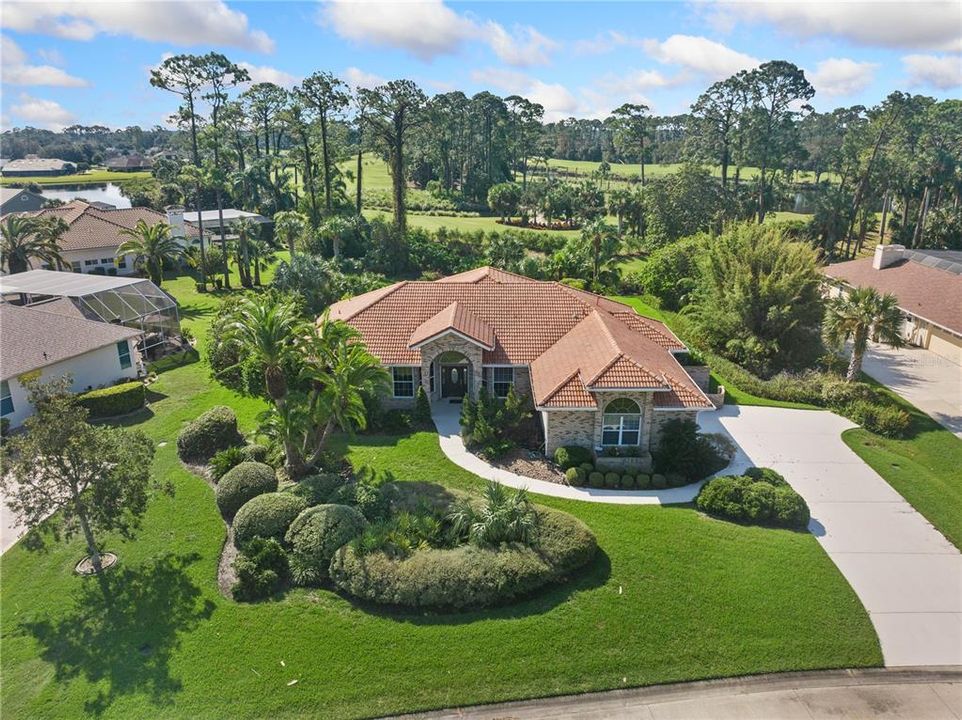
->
[860, 342, 962, 438]
[432, 400, 962, 666]
[398, 667, 962, 720]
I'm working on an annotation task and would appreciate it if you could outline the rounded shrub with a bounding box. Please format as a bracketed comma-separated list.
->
[742, 482, 776, 522]
[773, 486, 811, 529]
[620, 474, 636, 489]
[77, 381, 145, 418]
[285, 504, 368, 585]
[216, 461, 277, 518]
[240, 444, 270, 464]
[177, 405, 244, 462]
[696, 470, 810, 530]
[579, 462, 594, 474]
[287, 473, 343, 505]
[588, 472, 604, 488]
[330, 507, 596, 610]
[651, 474, 667, 489]
[564, 467, 585, 486]
[553, 445, 593, 470]
[233, 492, 308, 547]
[603, 472, 620, 489]
[636, 473, 651, 489]
[744, 467, 787, 486]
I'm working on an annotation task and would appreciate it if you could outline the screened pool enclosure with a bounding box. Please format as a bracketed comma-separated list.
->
[0, 270, 181, 356]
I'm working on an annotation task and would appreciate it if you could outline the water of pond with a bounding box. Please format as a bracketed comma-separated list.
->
[38, 182, 132, 209]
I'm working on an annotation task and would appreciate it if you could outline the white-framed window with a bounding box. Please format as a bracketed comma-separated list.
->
[116, 257, 127, 269]
[1, 380, 13, 417]
[117, 341, 132, 370]
[392, 367, 415, 397]
[84, 259, 98, 266]
[492, 367, 514, 398]
[602, 398, 641, 446]
[100, 257, 113, 265]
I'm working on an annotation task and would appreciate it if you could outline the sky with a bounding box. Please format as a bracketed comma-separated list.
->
[1, 0, 960, 131]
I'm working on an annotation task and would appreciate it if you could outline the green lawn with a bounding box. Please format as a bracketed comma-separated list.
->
[0, 170, 151, 186]
[361, 208, 579, 238]
[543, 158, 838, 185]
[0, 266, 882, 718]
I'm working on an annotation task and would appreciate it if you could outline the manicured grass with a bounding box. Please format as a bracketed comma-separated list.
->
[543, 158, 839, 185]
[0, 170, 151, 186]
[0, 268, 881, 718]
[841, 380, 962, 550]
[361, 208, 579, 238]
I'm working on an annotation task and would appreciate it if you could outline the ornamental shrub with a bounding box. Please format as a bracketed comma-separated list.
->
[288, 473, 343, 505]
[232, 537, 288, 602]
[696, 468, 810, 530]
[653, 418, 729, 481]
[604, 472, 620, 489]
[588, 472, 604, 488]
[553, 445, 593, 470]
[233, 493, 308, 547]
[742, 482, 776, 522]
[846, 401, 911, 438]
[636, 473, 651, 489]
[177, 405, 244, 462]
[77, 381, 145, 418]
[579, 462, 595, 474]
[773, 486, 811, 529]
[620, 474, 636, 489]
[285, 504, 368, 586]
[412, 386, 432, 426]
[651, 474, 667, 489]
[215, 462, 277, 518]
[564, 467, 584, 486]
[210, 446, 247, 482]
[744, 467, 788, 486]
[821, 380, 879, 409]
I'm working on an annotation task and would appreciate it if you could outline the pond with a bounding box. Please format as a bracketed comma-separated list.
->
[38, 182, 131, 209]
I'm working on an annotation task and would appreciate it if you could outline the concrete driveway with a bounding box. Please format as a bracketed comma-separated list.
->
[861, 343, 962, 438]
[698, 405, 962, 667]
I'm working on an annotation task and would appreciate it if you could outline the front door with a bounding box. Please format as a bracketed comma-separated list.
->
[441, 365, 467, 398]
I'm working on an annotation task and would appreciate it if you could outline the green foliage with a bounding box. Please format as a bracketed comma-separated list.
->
[232, 537, 289, 602]
[412, 386, 432, 426]
[697, 468, 810, 530]
[686, 223, 824, 375]
[636, 473, 651, 489]
[215, 461, 278, 518]
[487, 182, 522, 220]
[287, 473, 343, 505]
[846, 401, 911, 439]
[76, 381, 146, 418]
[635, 235, 704, 310]
[604, 472, 620, 488]
[176, 405, 244, 462]
[643, 166, 729, 248]
[553, 445, 593, 470]
[271, 254, 387, 317]
[209, 446, 247, 482]
[285, 504, 368, 585]
[564, 467, 585, 486]
[588, 472, 604, 488]
[233, 492, 308, 546]
[461, 388, 537, 459]
[653, 419, 731, 481]
[446, 481, 538, 547]
[330, 507, 596, 610]
[330, 476, 390, 521]
[651, 474, 667, 489]
[824, 287, 905, 381]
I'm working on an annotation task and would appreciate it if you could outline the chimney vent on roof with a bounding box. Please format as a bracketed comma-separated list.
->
[873, 243, 904, 270]
[165, 205, 186, 244]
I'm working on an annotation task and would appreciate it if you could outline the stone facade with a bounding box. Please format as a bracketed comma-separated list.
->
[543, 409, 597, 455]
[381, 366, 421, 410]
[417, 333, 484, 402]
[650, 409, 699, 446]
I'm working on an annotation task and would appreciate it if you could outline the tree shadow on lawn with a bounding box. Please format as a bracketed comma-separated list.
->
[20, 552, 215, 717]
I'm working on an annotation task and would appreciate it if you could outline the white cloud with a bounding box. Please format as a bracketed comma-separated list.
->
[483, 23, 557, 67]
[344, 66, 386, 90]
[903, 54, 962, 90]
[320, 0, 556, 66]
[36, 48, 66, 66]
[642, 35, 760, 80]
[574, 30, 648, 56]
[2, 1, 274, 53]
[714, 2, 962, 52]
[9, 93, 76, 130]
[1, 35, 88, 87]
[238, 62, 299, 87]
[808, 58, 878, 97]
[471, 68, 577, 121]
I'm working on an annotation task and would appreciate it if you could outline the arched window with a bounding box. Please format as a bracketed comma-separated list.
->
[602, 398, 641, 446]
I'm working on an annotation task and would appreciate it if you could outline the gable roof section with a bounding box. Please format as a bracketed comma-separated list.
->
[408, 301, 496, 350]
[1, 303, 142, 380]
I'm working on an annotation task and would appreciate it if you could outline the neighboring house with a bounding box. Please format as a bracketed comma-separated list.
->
[329, 267, 714, 462]
[0, 187, 45, 215]
[183, 209, 272, 236]
[16, 200, 197, 275]
[0, 303, 142, 428]
[104, 154, 153, 172]
[823, 244, 962, 364]
[0, 157, 75, 177]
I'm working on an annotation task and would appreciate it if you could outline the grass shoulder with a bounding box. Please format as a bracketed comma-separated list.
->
[0, 170, 151, 186]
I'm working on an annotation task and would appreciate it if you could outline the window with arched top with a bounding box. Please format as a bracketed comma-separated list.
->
[602, 398, 641, 446]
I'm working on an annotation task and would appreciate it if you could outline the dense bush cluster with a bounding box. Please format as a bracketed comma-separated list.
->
[285, 504, 368, 585]
[460, 388, 539, 459]
[233, 493, 309, 546]
[696, 467, 810, 530]
[553, 445, 593, 470]
[209, 444, 270, 481]
[232, 538, 288, 602]
[653, 419, 733, 481]
[215, 462, 278, 518]
[176, 405, 244, 462]
[77, 381, 146, 418]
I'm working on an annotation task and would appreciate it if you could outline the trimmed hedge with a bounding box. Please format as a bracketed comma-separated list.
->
[553, 445, 593, 470]
[696, 467, 810, 530]
[330, 507, 596, 610]
[233, 492, 308, 547]
[77, 381, 145, 418]
[564, 467, 585, 485]
[177, 405, 244, 462]
[215, 462, 277, 518]
[285, 504, 368, 585]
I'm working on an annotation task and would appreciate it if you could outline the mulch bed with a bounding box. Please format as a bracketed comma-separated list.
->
[490, 448, 567, 484]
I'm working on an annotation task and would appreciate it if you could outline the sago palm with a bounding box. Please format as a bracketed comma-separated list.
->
[824, 286, 905, 382]
[1, 215, 68, 274]
[116, 219, 183, 287]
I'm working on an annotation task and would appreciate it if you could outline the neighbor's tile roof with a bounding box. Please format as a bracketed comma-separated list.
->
[1, 303, 141, 380]
[822, 257, 962, 336]
[329, 266, 713, 411]
[21, 200, 197, 252]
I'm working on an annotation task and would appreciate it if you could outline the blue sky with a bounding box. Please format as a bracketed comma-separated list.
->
[2, 1, 960, 131]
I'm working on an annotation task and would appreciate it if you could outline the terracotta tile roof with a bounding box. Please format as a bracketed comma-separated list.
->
[541, 372, 598, 408]
[612, 312, 686, 351]
[1, 303, 141, 380]
[409, 301, 496, 349]
[590, 355, 665, 388]
[436, 266, 536, 284]
[822, 257, 962, 336]
[23, 200, 197, 252]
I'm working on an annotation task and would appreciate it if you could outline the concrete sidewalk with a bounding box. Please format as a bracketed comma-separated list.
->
[396, 667, 962, 720]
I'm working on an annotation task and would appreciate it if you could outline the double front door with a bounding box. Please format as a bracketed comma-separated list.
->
[441, 364, 468, 398]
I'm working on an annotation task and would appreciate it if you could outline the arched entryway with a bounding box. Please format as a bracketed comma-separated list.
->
[432, 350, 472, 400]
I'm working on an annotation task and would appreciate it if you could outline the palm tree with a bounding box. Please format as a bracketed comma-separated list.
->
[230, 216, 260, 288]
[248, 236, 276, 286]
[1, 215, 68, 274]
[824, 286, 905, 382]
[116, 220, 183, 287]
[273, 210, 307, 257]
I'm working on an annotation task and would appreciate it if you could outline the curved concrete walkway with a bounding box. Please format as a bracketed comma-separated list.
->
[396, 666, 962, 720]
[432, 400, 962, 667]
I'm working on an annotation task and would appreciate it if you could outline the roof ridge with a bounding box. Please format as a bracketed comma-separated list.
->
[586, 351, 626, 386]
[338, 280, 408, 321]
[541, 368, 584, 406]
